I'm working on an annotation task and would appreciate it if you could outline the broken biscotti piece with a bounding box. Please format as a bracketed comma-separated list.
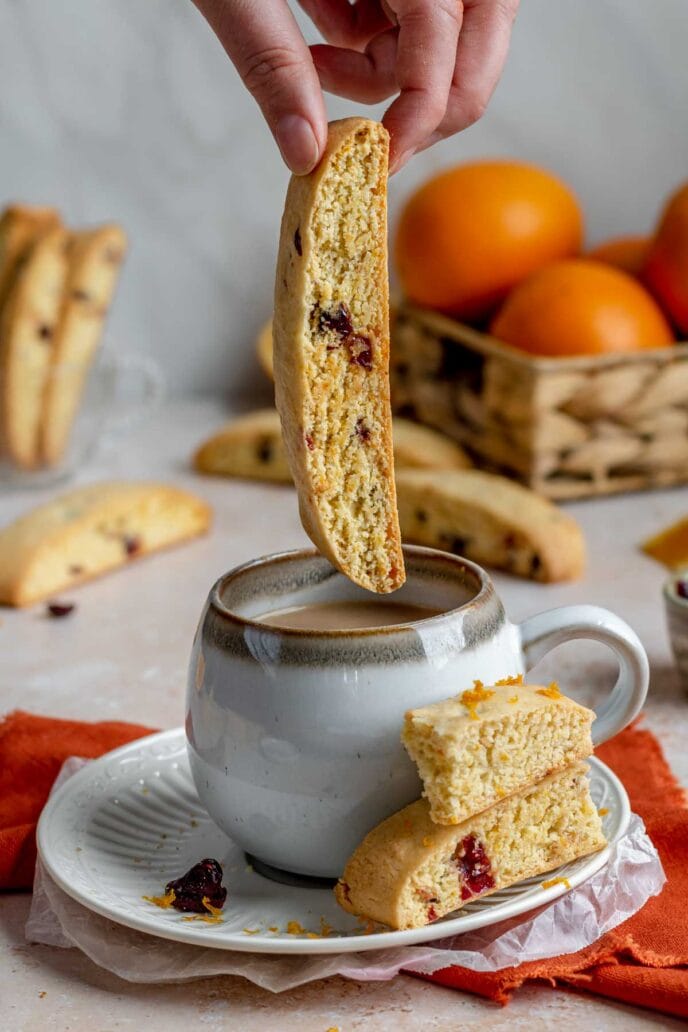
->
[0, 481, 211, 606]
[193, 411, 472, 484]
[273, 117, 404, 593]
[335, 763, 606, 930]
[402, 681, 594, 825]
[395, 468, 585, 582]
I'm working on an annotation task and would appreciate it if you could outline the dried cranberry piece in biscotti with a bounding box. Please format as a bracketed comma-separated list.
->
[165, 858, 227, 913]
[347, 334, 373, 369]
[455, 835, 495, 900]
[319, 302, 354, 339]
[123, 535, 141, 557]
[355, 418, 371, 442]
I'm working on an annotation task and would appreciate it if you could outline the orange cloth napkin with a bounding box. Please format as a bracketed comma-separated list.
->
[0, 710, 153, 891]
[1, 711, 687, 1016]
[419, 722, 688, 1018]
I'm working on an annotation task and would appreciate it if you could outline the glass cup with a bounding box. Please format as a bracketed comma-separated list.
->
[0, 351, 165, 488]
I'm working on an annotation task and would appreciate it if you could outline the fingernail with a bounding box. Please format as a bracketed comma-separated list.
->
[275, 115, 319, 175]
[389, 148, 414, 175]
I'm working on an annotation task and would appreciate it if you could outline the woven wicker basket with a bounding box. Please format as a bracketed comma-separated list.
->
[390, 302, 688, 500]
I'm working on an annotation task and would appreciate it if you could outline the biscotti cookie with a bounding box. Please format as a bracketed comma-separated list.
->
[273, 117, 404, 593]
[396, 468, 585, 582]
[194, 409, 292, 483]
[403, 680, 594, 825]
[193, 411, 471, 484]
[256, 318, 274, 380]
[0, 225, 69, 469]
[0, 205, 60, 311]
[40, 224, 127, 466]
[0, 481, 211, 606]
[335, 763, 605, 930]
[393, 419, 471, 471]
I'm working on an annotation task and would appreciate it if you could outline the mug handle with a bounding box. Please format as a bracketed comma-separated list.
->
[518, 605, 649, 746]
[102, 354, 166, 441]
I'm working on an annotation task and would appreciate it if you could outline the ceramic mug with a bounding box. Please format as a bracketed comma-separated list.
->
[187, 546, 648, 878]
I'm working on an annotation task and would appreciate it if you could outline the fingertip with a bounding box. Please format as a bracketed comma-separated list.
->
[388, 147, 414, 176]
[275, 114, 322, 175]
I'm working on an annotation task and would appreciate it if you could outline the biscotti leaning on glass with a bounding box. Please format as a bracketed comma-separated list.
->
[0, 203, 127, 473]
[335, 680, 606, 930]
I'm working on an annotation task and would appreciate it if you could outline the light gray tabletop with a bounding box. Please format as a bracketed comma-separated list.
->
[1, 398, 685, 1031]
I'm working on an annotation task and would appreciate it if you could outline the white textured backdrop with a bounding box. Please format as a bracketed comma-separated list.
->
[0, 0, 687, 397]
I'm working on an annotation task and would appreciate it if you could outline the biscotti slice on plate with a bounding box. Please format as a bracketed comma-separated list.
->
[396, 468, 585, 582]
[0, 224, 70, 469]
[273, 117, 404, 593]
[335, 763, 606, 930]
[0, 205, 60, 310]
[40, 224, 127, 466]
[0, 481, 211, 606]
[194, 409, 292, 483]
[403, 680, 594, 825]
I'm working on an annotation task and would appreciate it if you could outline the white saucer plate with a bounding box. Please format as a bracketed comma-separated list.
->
[37, 728, 630, 955]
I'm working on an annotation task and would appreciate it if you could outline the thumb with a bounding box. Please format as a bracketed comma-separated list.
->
[194, 0, 327, 174]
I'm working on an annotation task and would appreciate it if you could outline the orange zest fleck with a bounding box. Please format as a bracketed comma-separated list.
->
[319, 917, 333, 937]
[360, 919, 377, 935]
[268, 925, 279, 932]
[541, 876, 571, 890]
[508, 695, 519, 704]
[242, 927, 261, 935]
[495, 673, 524, 687]
[286, 920, 306, 935]
[460, 681, 495, 719]
[142, 888, 176, 909]
[598, 807, 609, 816]
[183, 913, 223, 924]
[536, 681, 562, 700]
[201, 896, 224, 917]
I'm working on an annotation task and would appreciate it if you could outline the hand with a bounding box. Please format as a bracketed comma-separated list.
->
[193, 0, 519, 174]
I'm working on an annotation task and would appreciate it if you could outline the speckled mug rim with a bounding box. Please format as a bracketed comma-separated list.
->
[209, 544, 493, 639]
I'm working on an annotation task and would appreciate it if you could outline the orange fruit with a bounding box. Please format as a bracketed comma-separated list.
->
[587, 235, 649, 277]
[490, 259, 674, 357]
[394, 161, 583, 320]
[644, 181, 688, 334]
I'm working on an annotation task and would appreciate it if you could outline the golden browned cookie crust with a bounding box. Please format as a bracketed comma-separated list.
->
[273, 117, 404, 593]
